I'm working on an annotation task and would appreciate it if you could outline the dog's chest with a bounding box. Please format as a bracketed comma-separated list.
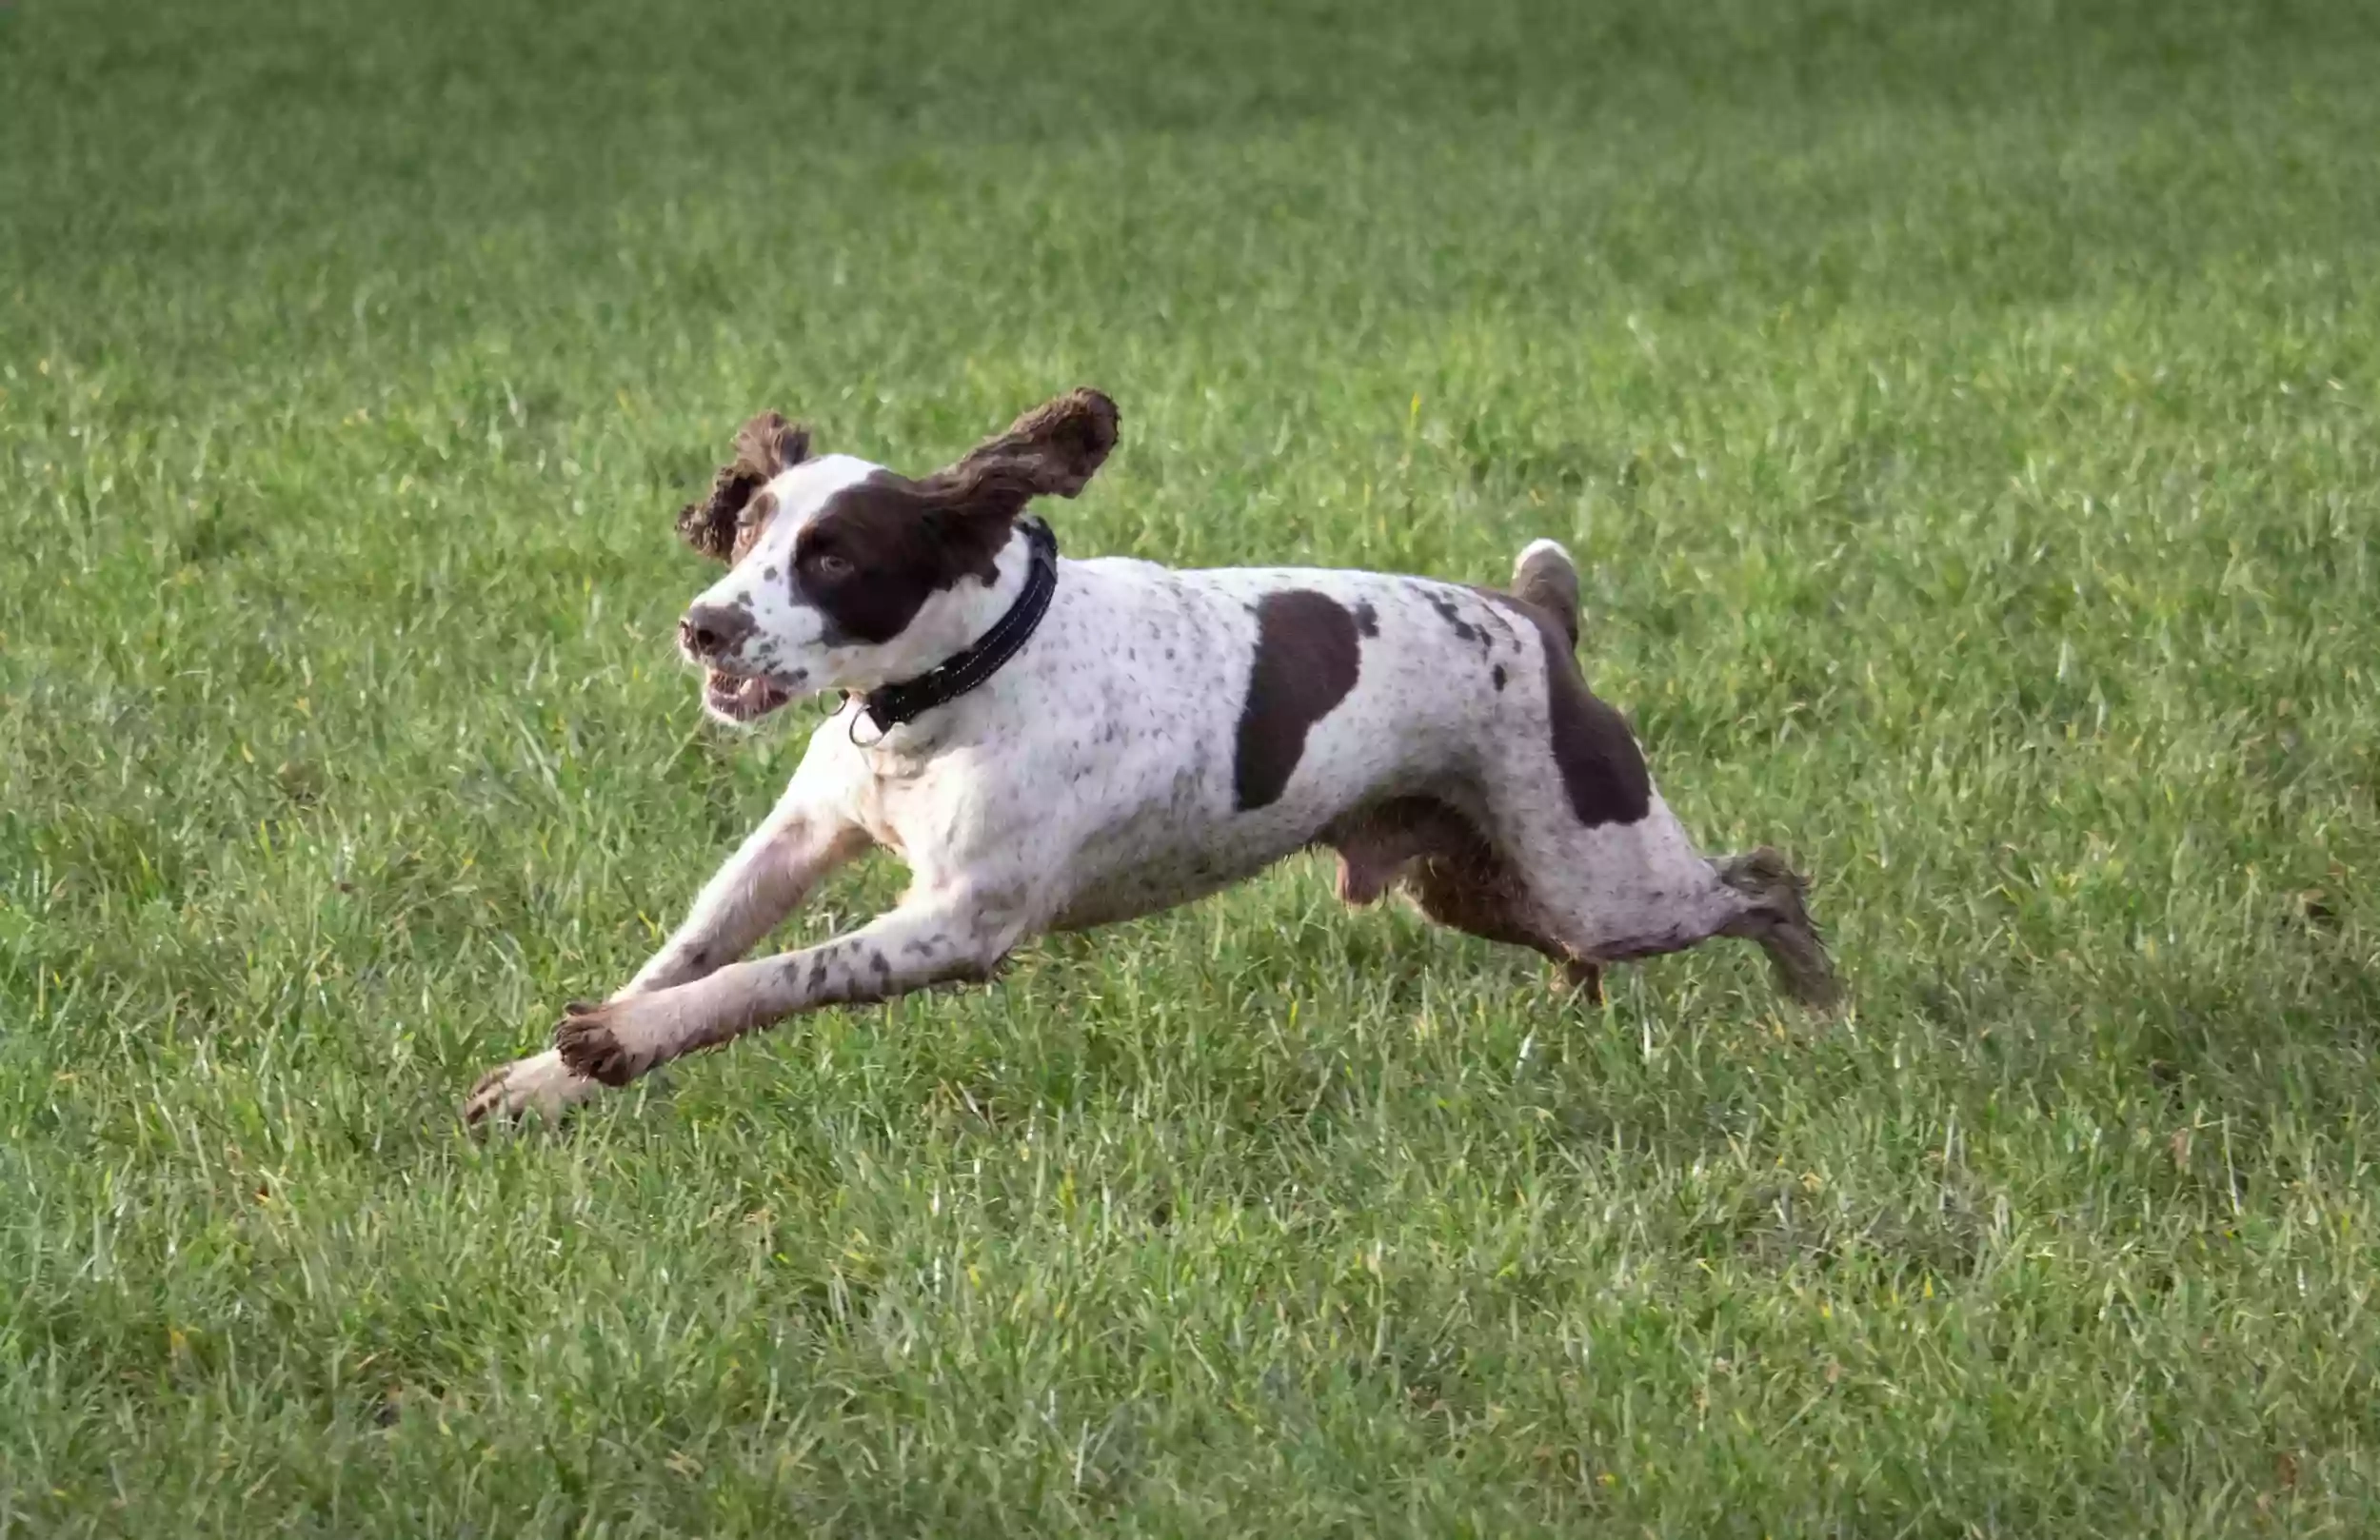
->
[839, 564, 1235, 857]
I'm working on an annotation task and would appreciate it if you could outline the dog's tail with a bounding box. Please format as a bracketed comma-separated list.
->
[1511, 538, 1581, 651]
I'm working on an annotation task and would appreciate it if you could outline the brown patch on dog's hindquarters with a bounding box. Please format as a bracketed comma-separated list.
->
[1485, 593, 1650, 829]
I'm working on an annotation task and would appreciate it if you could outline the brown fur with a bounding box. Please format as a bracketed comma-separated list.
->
[790, 473, 1023, 645]
[924, 387, 1121, 507]
[1485, 593, 1650, 828]
[1716, 848, 1839, 1007]
[1234, 589, 1362, 811]
[676, 391, 1117, 568]
[678, 411, 813, 563]
[1324, 795, 1602, 1001]
[1512, 545, 1582, 650]
[1316, 567, 1627, 999]
[775, 389, 1122, 646]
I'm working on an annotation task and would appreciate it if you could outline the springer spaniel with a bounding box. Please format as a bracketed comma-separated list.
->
[466, 390, 1835, 1123]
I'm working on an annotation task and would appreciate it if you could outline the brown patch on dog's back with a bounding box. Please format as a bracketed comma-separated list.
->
[1235, 589, 1361, 811]
[1489, 593, 1650, 827]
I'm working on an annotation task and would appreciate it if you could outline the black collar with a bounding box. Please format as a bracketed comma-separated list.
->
[858, 518, 1060, 734]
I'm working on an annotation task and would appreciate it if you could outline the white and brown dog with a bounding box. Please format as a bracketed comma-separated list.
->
[466, 390, 1835, 1123]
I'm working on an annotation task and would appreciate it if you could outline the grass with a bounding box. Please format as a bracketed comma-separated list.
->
[7, 0, 2380, 1531]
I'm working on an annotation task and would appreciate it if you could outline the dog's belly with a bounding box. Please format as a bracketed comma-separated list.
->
[1047, 799, 1319, 932]
[1041, 738, 1486, 932]
[1049, 862, 1247, 933]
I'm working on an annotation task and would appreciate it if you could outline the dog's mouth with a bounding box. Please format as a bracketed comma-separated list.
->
[703, 668, 795, 723]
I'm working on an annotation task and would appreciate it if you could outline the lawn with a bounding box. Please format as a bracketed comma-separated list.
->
[7, 0, 2380, 1532]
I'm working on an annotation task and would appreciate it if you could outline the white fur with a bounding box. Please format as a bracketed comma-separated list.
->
[466, 460, 1825, 1123]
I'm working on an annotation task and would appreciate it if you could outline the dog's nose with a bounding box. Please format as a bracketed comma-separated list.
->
[679, 603, 756, 661]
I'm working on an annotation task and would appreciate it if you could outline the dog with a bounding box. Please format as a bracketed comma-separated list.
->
[465, 389, 1835, 1123]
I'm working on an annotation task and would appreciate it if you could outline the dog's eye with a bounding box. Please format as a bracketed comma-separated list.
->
[808, 552, 852, 581]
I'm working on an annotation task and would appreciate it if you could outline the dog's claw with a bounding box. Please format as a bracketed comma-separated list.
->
[554, 1007, 642, 1087]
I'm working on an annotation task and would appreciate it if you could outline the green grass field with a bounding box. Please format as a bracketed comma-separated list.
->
[9, 0, 2380, 1531]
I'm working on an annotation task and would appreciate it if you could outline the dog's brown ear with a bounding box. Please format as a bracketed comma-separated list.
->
[734, 411, 812, 481]
[676, 463, 761, 562]
[676, 411, 813, 562]
[917, 388, 1120, 517]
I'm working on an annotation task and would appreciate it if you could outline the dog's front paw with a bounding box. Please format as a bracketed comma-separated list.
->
[463, 1048, 599, 1127]
[554, 999, 646, 1087]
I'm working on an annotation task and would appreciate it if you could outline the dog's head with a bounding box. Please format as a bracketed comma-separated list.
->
[670, 389, 1119, 724]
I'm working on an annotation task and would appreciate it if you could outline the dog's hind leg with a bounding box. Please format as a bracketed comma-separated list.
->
[1401, 850, 1605, 1002]
[1476, 566, 1837, 1008]
[1325, 796, 1603, 1000]
[1495, 799, 1838, 1008]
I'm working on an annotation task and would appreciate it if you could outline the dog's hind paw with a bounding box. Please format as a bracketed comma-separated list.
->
[463, 1049, 599, 1127]
[1716, 847, 1842, 1011]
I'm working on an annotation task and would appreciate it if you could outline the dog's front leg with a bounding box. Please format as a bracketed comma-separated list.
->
[615, 803, 872, 1000]
[550, 887, 1026, 1090]
[463, 755, 867, 1126]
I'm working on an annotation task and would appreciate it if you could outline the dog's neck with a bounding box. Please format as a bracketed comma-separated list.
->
[847, 520, 1056, 729]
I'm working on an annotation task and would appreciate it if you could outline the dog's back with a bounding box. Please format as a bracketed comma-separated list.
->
[863, 539, 1656, 941]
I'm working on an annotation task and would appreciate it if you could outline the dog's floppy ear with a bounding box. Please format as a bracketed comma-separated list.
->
[734, 411, 812, 482]
[916, 388, 1120, 519]
[676, 410, 813, 562]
